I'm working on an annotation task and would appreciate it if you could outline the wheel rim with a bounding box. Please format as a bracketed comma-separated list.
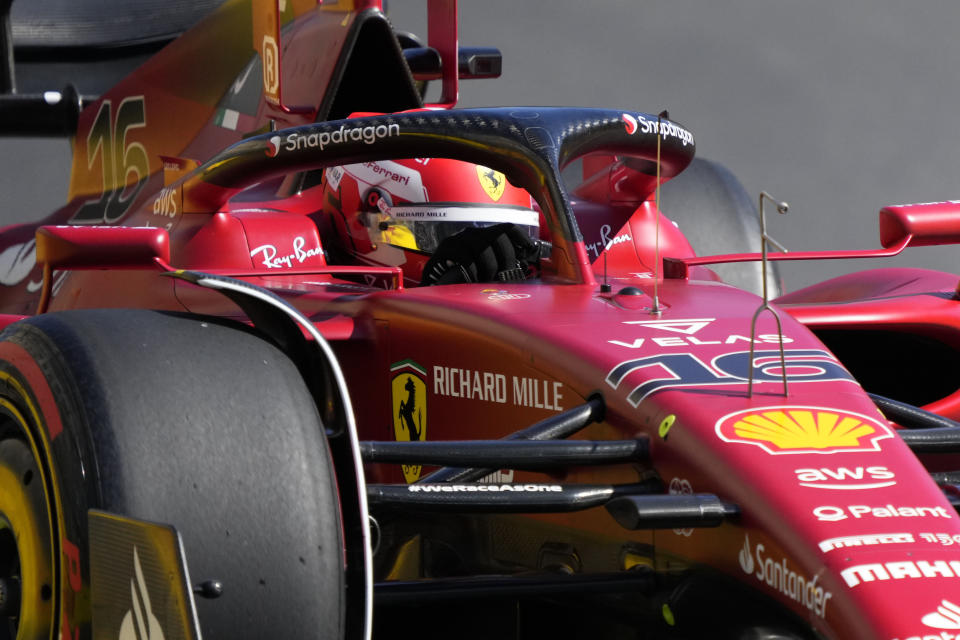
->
[0, 427, 56, 639]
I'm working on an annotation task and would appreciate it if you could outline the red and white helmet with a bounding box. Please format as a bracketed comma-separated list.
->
[321, 156, 540, 284]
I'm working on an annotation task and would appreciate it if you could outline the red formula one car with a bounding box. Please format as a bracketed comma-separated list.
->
[1, 1, 960, 639]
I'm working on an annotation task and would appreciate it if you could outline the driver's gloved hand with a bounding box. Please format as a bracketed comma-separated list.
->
[422, 223, 539, 285]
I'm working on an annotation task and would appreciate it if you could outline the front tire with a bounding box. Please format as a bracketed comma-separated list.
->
[661, 157, 783, 297]
[0, 309, 345, 639]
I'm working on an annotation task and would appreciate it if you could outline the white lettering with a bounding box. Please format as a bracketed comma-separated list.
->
[816, 504, 952, 521]
[607, 333, 793, 350]
[818, 532, 914, 553]
[277, 123, 399, 156]
[634, 114, 694, 146]
[151, 187, 177, 218]
[407, 484, 562, 493]
[250, 235, 324, 269]
[841, 559, 960, 588]
[748, 537, 830, 618]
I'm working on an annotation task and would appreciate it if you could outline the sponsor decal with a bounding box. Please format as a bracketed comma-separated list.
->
[230, 60, 255, 95]
[606, 350, 855, 407]
[214, 108, 240, 131]
[432, 365, 563, 412]
[359, 161, 414, 187]
[152, 187, 177, 220]
[611, 316, 793, 349]
[795, 465, 896, 490]
[261, 34, 279, 97]
[738, 534, 832, 618]
[267, 123, 400, 157]
[479, 469, 515, 483]
[409, 484, 561, 493]
[920, 533, 960, 546]
[391, 360, 428, 483]
[585, 223, 633, 259]
[480, 288, 532, 301]
[841, 558, 960, 588]
[341, 160, 427, 203]
[608, 333, 789, 350]
[622, 113, 694, 147]
[0, 240, 36, 286]
[266, 135, 282, 158]
[625, 318, 716, 334]
[250, 235, 324, 269]
[388, 205, 539, 226]
[119, 547, 166, 640]
[325, 166, 344, 191]
[813, 504, 952, 522]
[477, 166, 506, 201]
[716, 406, 893, 455]
[818, 532, 914, 553]
[669, 477, 694, 536]
[26, 270, 67, 296]
[924, 600, 960, 630]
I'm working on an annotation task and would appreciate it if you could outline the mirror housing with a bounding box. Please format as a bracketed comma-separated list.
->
[36, 225, 170, 270]
[879, 201, 960, 248]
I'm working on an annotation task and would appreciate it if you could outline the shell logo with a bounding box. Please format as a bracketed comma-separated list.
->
[715, 406, 893, 455]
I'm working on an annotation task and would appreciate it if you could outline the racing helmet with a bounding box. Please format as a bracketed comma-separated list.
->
[321, 156, 541, 285]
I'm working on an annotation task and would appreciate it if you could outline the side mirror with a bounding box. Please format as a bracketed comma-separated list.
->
[36, 225, 170, 270]
[879, 201, 960, 248]
[34, 225, 170, 313]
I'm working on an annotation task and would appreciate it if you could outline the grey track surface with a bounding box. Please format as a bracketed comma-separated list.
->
[5, 1, 960, 292]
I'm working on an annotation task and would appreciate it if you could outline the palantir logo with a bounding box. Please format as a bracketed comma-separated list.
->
[119, 547, 165, 640]
[923, 599, 960, 629]
[738, 534, 755, 574]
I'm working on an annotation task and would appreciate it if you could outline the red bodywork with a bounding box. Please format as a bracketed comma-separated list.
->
[3, 1, 960, 638]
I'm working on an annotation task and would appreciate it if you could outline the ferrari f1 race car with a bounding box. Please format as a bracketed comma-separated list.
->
[1, 1, 960, 639]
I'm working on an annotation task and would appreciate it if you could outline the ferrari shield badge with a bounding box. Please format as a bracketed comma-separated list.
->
[391, 359, 427, 482]
[476, 166, 506, 201]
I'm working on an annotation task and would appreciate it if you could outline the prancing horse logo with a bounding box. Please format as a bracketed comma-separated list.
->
[477, 165, 506, 201]
[390, 359, 428, 482]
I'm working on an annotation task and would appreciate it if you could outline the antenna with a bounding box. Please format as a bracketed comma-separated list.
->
[650, 111, 667, 316]
[600, 251, 611, 293]
[747, 191, 789, 397]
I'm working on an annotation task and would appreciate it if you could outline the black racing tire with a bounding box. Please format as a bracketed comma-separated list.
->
[0, 309, 344, 639]
[660, 157, 783, 298]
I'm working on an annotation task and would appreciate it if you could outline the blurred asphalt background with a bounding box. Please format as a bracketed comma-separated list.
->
[4, 1, 960, 292]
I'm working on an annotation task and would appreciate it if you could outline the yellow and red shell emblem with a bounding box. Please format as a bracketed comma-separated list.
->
[715, 406, 893, 455]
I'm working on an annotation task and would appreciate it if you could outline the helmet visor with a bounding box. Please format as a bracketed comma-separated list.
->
[376, 203, 539, 253]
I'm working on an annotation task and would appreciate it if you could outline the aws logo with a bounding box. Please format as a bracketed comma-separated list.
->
[794, 465, 896, 490]
[476, 166, 506, 201]
[391, 359, 428, 483]
[716, 406, 894, 455]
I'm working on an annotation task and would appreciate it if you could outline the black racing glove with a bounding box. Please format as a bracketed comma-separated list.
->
[422, 223, 540, 285]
